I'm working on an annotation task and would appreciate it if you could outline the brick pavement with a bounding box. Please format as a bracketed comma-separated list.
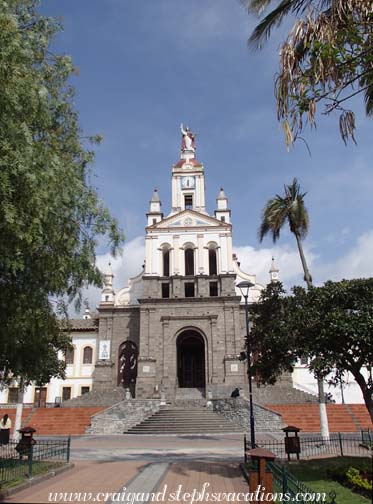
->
[157, 461, 249, 503]
[3, 460, 146, 503]
[3, 460, 251, 504]
[2, 434, 257, 503]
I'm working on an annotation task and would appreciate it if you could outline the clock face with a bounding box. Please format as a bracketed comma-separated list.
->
[181, 176, 195, 189]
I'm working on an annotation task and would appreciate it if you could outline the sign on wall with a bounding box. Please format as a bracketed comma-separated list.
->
[99, 340, 111, 360]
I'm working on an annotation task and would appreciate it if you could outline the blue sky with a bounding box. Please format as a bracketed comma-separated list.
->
[41, 1, 372, 304]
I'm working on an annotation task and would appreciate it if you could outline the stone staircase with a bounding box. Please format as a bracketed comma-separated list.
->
[174, 387, 207, 407]
[125, 406, 243, 434]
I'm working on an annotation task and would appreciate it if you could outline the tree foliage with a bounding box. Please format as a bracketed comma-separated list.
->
[0, 0, 123, 386]
[243, 0, 373, 147]
[250, 279, 373, 421]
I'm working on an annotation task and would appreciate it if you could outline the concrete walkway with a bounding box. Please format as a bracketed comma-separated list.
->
[2, 434, 260, 503]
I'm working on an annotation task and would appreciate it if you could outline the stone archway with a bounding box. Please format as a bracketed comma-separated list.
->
[118, 341, 138, 397]
[177, 330, 205, 388]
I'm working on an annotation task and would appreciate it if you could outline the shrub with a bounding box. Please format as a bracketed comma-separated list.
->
[327, 462, 372, 499]
[346, 467, 372, 498]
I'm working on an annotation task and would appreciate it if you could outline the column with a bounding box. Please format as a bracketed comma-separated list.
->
[173, 235, 180, 274]
[197, 234, 204, 274]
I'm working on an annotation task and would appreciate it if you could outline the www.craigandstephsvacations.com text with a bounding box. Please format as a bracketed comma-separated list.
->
[48, 483, 328, 503]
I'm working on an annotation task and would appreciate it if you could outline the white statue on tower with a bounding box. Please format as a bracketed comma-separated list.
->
[180, 123, 195, 153]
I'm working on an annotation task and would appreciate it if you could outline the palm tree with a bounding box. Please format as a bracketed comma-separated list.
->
[259, 178, 330, 439]
[259, 178, 312, 287]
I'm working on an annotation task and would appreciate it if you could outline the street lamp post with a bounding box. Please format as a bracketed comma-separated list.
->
[237, 281, 256, 449]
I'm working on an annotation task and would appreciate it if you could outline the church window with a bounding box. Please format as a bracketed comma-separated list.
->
[105, 295, 109, 302]
[220, 216, 225, 222]
[163, 248, 170, 276]
[83, 346, 93, 364]
[162, 283, 170, 298]
[65, 348, 74, 365]
[209, 281, 218, 297]
[300, 356, 309, 365]
[185, 282, 195, 298]
[152, 218, 157, 225]
[62, 387, 71, 401]
[81, 386, 90, 395]
[184, 195, 193, 209]
[209, 248, 217, 275]
[185, 248, 194, 276]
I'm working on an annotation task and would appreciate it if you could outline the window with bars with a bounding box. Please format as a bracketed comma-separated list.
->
[65, 348, 74, 364]
[83, 346, 93, 364]
[62, 387, 71, 401]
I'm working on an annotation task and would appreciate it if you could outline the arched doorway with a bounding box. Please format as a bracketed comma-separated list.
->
[118, 341, 138, 397]
[177, 330, 205, 388]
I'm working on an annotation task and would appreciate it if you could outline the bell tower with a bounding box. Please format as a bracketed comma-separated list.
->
[170, 124, 206, 214]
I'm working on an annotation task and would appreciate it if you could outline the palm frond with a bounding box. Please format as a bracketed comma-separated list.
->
[249, 0, 294, 47]
[248, 0, 331, 48]
[259, 196, 288, 243]
[364, 82, 373, 117]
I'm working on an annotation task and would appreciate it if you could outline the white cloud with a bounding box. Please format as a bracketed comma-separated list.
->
[75, 236, 145, 315]
[233, 243, 317, 288]
[234, 230, 373, 291]
[314, 230, 373, 281]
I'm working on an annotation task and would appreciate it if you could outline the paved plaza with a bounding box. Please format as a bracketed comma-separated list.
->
[3, 433, 263, 503]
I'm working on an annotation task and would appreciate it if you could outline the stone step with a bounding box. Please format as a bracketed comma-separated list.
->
[125, 406, 243, 434]
[128, 429, 243, 434]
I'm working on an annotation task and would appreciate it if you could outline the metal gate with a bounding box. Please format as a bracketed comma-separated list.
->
[118, 341, 138, 397]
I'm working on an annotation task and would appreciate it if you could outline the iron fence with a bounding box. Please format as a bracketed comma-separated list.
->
[361, 428, 372, 448]
[0, 437, 70, 486]
[250, 433, 372, 460]
[268, 460, 337, 504]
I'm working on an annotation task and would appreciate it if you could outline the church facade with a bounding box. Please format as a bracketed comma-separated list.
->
[0, 126, 365, 406]
[93, 126, 264, 401]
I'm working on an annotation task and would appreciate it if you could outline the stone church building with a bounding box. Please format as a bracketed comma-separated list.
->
[93, 125, 265, 401]
[1, 126, 362, 407]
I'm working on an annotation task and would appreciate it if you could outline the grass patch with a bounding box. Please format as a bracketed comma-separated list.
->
[0, 461, 64, 490]
[286, 457, 371, 504]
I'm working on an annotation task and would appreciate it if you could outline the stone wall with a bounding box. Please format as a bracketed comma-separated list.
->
[63, 387, 126, 407]
[87, 399, 161, 434]
[212, 398, 283, 432]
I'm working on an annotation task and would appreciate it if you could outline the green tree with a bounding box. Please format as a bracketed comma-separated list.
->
[250, 279, 373, 422]
[243, 0, 372, 146]
[259, 178, 330, 437]
[0, 0, 123, 425]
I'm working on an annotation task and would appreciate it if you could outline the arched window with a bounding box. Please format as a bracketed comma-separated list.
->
[163, 248, 170, 277]
[209, 248, 217, 275]
[83, 346, 93, 364]
[185, 248, 194, 276]
[65, 348, 74, 365]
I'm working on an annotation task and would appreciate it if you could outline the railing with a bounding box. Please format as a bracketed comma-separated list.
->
[361, 428, 372, 447]
[254, 433, 372, 460]
[0, 437, 70, 487]
[268, 460, 337, 504]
